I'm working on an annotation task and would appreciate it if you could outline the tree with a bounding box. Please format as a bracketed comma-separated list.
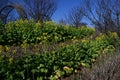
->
[0, 0, 10, 9]
[0, 3, 27, 23]
[81, 0, 120, 35]
[0, 0, 10, 22]
[23, 0, 57, 22]
[0, 0, 57, 23]
[65, 6, 84, 27]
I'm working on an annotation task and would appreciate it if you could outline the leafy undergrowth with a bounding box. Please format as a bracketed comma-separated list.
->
[61, 50, 120, 80]
[0, 20, 120, 80]
[0, 20, 94, 45]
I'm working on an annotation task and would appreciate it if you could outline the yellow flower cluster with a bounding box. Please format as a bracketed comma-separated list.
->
[5, 46, 10, 52]
[63, 66, 71, 71]
[71, 36, 79, 43]
[81, 39, 89, 43]
[12, 50, 17, 54]
[81, 60, 86, 67]
[43, 33, 47, 35]
[35, 22, 41, 28]
[81, 62, 86, 67]
[91, 58, 96, 62]
[9, 58, 13, 64]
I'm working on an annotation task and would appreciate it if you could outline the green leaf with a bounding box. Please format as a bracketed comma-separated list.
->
[40, 68, 48, 73]
[53, 66, 59, 70]
[37, 77, 43, 80]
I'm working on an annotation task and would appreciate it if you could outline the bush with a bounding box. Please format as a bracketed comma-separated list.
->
[0, 34, 116, 80]
[0, 21, 5, 44]
[96, 32, 120, 47]
[0, 20, 119, 79]
[0, 20, 95, 45]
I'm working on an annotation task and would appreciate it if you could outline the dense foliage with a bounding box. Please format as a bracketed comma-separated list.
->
[0, 20, 94, 45]
[0, 20, 120, 80]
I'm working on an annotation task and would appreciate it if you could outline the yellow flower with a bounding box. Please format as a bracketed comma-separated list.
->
[0, 45, 3, 49]
[72, 39, 78, 43]
[54, 36, 59, 40]
[9, 58, 13, 64]
[37, 37, 41, 40]
[35, 22, 41, 28]
[91, 59, 96, 62]
[39, 42, 42, 45]
[74, 69, 78, 73]
[64, 26, 69, 30]
[81, 62, 86, 67]
[63, 66, 70, 71]
[43, 33, 47, 35]
[89, 35, 93, 39]
[54, 75, 59, 79]
[43, 36, 47, 40]
[21, 42, 28, 48]
[111, 32, 118, 38]
[15, 23, 19, 27]
[54, 26, 57, 30]
[96, 36, 103, 40]
[12, 50, 17, 54]
[73, 36, 76, 39]
[5, 46, 10, 52]
[81, 39, 87, 43]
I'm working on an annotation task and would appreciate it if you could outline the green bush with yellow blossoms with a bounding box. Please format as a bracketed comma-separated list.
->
[0, 20, 94, 45]
[0, 20, 120, 80]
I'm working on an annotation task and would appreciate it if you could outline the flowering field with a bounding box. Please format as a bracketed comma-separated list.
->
[0, 20, 120, 80]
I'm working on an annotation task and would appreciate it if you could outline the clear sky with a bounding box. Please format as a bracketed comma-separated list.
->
[52, 0, 82, 22]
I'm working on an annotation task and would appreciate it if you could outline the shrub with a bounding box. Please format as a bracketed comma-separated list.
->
[0, 20, 95, 45]
[0, 35, 116, 80]
[95, 32, 120, 47]
[0, 21, 5, 44]
[0, 20, 119, 79]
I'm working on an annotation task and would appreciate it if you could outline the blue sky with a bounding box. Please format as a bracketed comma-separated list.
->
[52, 0, 91, 26]
[52, 0, 82, 22]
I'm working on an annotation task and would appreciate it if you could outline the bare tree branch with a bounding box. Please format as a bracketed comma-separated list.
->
[23, 0, 57, 22]
[82, 0, 120, 35]
[0, 4, 27, 23]
[65, 6, 84, 27]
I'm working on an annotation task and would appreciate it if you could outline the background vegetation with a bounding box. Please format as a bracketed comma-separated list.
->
[0, 20, 120, 80]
